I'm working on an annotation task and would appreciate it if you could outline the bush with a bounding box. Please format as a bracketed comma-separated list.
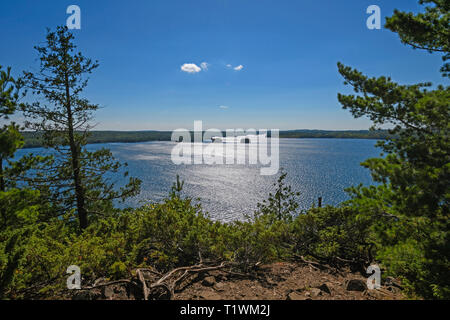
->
[292, 206, 376, 268]
[1, 172, 443, 299]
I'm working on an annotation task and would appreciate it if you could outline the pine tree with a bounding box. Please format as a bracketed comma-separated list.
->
[337, 0, 449, 299]
[0, 66, 24, 193]
[256, 169, 300, 222]
[0, 66, 38, 230]
[22, 26, 141, 230]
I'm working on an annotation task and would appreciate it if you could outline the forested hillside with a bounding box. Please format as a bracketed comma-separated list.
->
[20, 129, 392, 148]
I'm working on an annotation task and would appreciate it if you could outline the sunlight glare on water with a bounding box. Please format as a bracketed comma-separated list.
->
[15, 138, 380, 222]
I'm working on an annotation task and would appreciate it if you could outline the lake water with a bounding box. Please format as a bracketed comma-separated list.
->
[16, 139, 380, 222]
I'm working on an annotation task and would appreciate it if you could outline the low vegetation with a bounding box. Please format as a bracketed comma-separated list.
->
[0, 173, 377, 299]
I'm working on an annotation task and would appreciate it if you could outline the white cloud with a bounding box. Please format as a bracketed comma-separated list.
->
[181, 62, 243, 73]
[219, 105, 229, 110]
[200, 62, 209, 71]
[181, 63, 201, 73]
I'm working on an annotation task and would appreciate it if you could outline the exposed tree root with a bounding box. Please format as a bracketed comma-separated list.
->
[80, 261, 232, 300]
[295, 255, 345, 277]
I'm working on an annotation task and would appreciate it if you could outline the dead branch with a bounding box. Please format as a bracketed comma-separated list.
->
[136, 268, 150, 300]
[297, 255, 344, 276]
[82, 279, 134, 290]
[148, 262, 229, 299]
[79, 261, 236, 300]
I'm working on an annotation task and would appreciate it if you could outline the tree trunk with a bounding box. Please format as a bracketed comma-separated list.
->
[0, 156, 5, 228]
[0, 156, 4, 193]
[65, 74, 88, 230]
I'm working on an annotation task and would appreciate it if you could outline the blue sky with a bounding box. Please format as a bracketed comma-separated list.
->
[0, 0, 445, 130]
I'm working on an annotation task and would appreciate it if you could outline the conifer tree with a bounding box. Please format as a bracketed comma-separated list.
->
[22, 26, 141, 229]
[338, 0, 449, 298]
[0, 66, 24, 193]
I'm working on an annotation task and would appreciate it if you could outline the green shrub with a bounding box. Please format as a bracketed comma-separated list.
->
[292, 206, 375, 267]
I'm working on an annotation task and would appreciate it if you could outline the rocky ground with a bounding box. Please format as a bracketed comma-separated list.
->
[70, 261, 406, 300]
[175, 262, 404, 300]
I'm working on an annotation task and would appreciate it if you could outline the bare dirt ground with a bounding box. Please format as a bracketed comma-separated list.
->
[173, 262, 405, 300]
[69, 261, 405, 300]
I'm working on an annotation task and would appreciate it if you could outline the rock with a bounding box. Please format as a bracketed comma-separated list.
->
[366, 289, 388, 300]
[384, 276, 395, 286]
[214, 282, 225, 292]
[287, 291, 305, 300]
[346, 279, 367, 292]
[310, 288, 322, 297]
[72, 283, 136, 300]
[316, 283, 331, 295]
[102, 284, 130, 300]
[384, 277, 403, 290]
[386, 286, 402, 294]
[202, 276, 216, 287]
[72, 290, 101, 300]
[200, 290, 221, 300]
[102, 285, 115, 298]
[216, 274, 228, 281]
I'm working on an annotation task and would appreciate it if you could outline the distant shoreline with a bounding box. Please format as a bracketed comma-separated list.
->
[20, 129, 391, 149]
